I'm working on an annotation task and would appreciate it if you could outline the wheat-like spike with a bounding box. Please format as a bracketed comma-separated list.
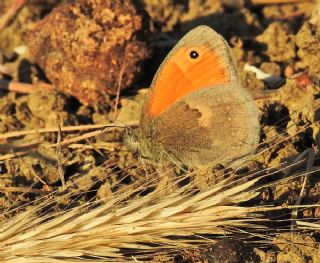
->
[0, 170, 275, 262]
[1, 154, 320, 262]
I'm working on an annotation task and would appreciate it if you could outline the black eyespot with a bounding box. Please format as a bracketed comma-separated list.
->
[189, 50, 199, 59]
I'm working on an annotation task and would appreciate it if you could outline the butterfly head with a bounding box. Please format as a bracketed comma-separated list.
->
[124, 128, 163, 162]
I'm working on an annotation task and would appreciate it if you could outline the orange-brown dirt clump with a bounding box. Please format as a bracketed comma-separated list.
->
[27, 0, 150, 104]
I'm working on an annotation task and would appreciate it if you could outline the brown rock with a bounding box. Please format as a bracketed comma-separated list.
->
[27, 0, 150, 105]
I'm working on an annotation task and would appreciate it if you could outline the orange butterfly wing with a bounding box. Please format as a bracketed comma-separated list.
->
[143, 26, 238, 118]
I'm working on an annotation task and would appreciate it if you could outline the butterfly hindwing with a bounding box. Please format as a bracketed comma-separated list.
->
[150, 84, 260, 167]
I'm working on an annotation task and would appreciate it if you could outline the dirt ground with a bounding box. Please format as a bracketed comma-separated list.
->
[0, 0, 320, 262]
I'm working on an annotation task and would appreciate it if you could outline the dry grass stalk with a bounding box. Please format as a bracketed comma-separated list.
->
[0, 122, 138, 161]
[113, 45, 128, 118]
[0, 122, 139, 140]
[0, 172, 264, 262]
[0, 0, 26, 31]
[1, 159, 319, 262]
[0, 80, 54, 93]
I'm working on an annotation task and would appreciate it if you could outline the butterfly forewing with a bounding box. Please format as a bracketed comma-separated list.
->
[141, 25, 238, 126]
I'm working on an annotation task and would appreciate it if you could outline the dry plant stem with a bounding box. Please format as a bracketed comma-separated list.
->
[280, 10, 305, 20]
[252, 89, 280, 102]
[0, 122, 138, 140]
[251, 0, 310, 4]
[0, 186, 48, 194]
[0, 65, 14, 75]
[0, 126, 127, 161]
[296, 220, 320, 230]
[0, 0, 26, 31]
[67, 142, 121, 150]
[0, 80, 54, 93]
[56, 117, 66, 187]
[291, 148, 315, 229]
[284, 149, 309, 178]
[113, 45, 128, 118]
[0, 149, 31, 160]
[30, 164, 50, 189]
[49, 128, 115, 148]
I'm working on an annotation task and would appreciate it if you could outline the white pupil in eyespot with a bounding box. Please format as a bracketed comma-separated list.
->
[189, 50, 199, 59]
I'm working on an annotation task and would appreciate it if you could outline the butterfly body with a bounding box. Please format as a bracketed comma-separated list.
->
[126, 26, 260, 168]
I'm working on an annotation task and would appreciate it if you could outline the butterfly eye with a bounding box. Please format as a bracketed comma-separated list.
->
[189, 50, 199, 59]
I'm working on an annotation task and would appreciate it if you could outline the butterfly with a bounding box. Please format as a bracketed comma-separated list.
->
[126, 25, 260, 168]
